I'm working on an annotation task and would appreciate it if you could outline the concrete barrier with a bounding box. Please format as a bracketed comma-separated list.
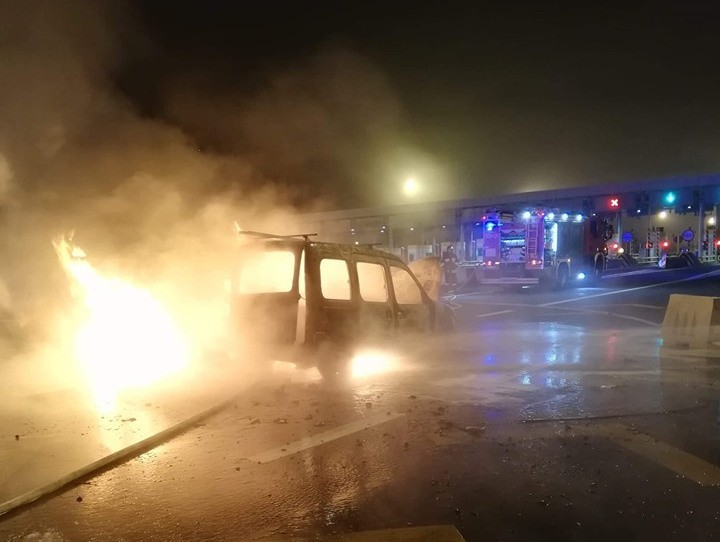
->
[661, 294, 720, 349]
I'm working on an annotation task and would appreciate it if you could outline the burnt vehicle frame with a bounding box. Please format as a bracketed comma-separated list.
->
[231, 231, 450, 378]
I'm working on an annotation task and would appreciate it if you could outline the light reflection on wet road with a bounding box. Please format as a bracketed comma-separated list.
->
[3, 275, 720, 541]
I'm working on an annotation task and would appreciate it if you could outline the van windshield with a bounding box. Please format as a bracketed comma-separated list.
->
[236, 250, 296, 294]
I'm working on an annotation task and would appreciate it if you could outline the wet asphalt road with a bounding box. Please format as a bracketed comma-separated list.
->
[4, 270, 720, 541]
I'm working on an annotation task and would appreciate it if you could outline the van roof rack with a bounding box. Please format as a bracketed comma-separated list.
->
[236, 229, 318, 242]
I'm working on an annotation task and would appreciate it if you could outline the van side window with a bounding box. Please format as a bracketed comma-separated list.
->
[357, 262, 388, 302]
[320, 258, 351, 300]
[390, 265, 423, 305]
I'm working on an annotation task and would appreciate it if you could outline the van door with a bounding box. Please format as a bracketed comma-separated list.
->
[388, 263, 431, 333]
[354, 258, 395, 341]
[233, 245, 300, 348]
[312, 256, 357, 347]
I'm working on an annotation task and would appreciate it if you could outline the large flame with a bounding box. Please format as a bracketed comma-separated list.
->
[54, 237, 190, 412]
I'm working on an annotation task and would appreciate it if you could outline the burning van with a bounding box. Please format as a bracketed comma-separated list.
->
[231, 231, 453, 379]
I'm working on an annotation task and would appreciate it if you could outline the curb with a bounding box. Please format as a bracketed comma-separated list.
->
[0, 393, 239, 518]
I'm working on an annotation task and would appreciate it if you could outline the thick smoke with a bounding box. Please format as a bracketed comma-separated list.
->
[0, 0, 442, 401]
[160, 45, 442, 206]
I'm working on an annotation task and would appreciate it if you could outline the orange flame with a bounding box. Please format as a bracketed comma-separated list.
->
[54, 237, 190, 412]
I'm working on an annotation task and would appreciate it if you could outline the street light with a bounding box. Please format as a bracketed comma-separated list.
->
[659, 210, 668, 219]
[403, 177, 419, 197]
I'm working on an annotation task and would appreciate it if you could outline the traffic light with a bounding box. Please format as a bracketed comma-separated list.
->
[662, 240, 670, 249]
[485, 219, 498, 232]
[609, 197, 620, 209]
[664, 192, 676, 205]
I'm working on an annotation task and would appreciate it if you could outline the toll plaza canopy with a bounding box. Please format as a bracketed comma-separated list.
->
[296, 174, 720, 264]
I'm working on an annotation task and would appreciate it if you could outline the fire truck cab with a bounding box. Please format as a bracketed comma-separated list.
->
[480, 210, 612, 288]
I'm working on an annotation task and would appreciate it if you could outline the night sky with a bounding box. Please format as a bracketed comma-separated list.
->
[80, 2, 720, 206]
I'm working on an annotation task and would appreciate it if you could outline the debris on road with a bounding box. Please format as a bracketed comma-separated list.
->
[14, 434, 19, 441]
[76, 496, 83, 503]
[273, 418, 288, 425]
[249, 418, 261, 425]
[464, 425, 486, 436]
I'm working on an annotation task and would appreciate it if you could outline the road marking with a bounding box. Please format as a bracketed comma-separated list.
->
[605, 424, 720, 486]
[245, 412, 405, 464]
[468, 302, 658, 325]
[620, 303, 665, 310]
[323, 525, 467, 541]
[468, 302, 542, 307]
[475, 309, 514, 318]
[540, 269, 720, 307]
[555, 307, 660, 326]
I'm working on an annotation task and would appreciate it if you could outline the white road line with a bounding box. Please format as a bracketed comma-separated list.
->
[540, 269, 720, 307]
[469, 302, 541, 307]
[468, 302, 658, 325]
[556, 307, 660, 326]
[245, 412, 405, 464]
[606, 424, 720, 486]
[618, 303, 665, 310]
[475, 309, 514, 318]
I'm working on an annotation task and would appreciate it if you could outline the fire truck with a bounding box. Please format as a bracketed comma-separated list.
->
[479, 210, 613, 287]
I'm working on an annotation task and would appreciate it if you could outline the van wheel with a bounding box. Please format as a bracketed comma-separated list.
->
[555, 265, 569, 289]
[317, 349, 353, 382]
